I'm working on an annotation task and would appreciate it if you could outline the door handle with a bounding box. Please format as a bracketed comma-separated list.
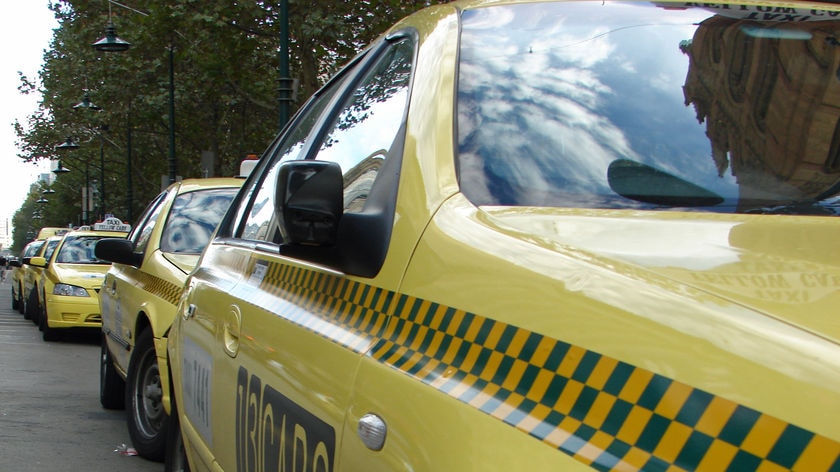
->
[222, 304, 242, 358]
[184, 303, 197, 320]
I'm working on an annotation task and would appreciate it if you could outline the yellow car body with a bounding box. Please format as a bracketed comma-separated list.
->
[22, 235, 64, 321]
[12, 227, 71, 315]
[95, 178, 243, 461]
[30, 223, 130, 341]
[11, 239, 46, 314]
[166, 1, 840, 471]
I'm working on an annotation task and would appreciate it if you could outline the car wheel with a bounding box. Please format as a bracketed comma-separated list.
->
[41, 313, 61, 342]
[164, 401, 190, 472]
[100, 336, 125, 409]
[23, 290, 36, 320]
[16, 283, 25, 314]
[37, 299, 46, 332]
[11, 286, 19, 310]
[126, 328, 170, 461]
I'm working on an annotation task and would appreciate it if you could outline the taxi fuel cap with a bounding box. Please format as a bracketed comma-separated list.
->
[357, 413, 387, 451]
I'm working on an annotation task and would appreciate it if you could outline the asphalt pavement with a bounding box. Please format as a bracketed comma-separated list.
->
[0, 277, 161, 471]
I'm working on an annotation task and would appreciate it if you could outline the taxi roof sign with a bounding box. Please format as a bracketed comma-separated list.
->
[92, 217, 131, 232]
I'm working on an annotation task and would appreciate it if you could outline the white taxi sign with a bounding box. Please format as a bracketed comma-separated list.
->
[93, 217, 132, 232]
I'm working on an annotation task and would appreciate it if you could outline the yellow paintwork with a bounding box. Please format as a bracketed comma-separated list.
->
[22, 235, 63, 317]
[100, 177, 243, 413]
[166, 1, 840, 471]
[11, 239, 45, 312]
[33, 229, 129, 331]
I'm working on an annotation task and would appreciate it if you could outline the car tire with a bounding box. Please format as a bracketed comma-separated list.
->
[11, 286, 19, 310]
[100, 336, 126, 409]
[37, 298, 46, 332]
[164, 401, 190, 472]
[126, 328, 170, 462]
[41, 312, 61, 342]
[23, 290, 36, 320]
[16, 283, 25, 315]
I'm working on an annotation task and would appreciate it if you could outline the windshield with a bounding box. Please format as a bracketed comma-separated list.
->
[160, 187, 239, 254]
[56, 236, 112, 264]
[456, 2, 840, 215]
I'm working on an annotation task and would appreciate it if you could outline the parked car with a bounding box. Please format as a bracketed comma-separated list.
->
[11, 240, 45, 313]
[95, 177, 244, 461]
[166, 1, 840, 471]
[22, 235, 64, 321]
[10, 227, 71, 315]
[29, 219, 131, 341]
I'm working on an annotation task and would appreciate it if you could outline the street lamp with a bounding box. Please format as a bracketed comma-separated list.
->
[92, 0, 130, 53]
[52, 162, 71, 174]
[91, 3, 176, 187]
[73, 89, 108, 221]
[73, 90, 102, 111]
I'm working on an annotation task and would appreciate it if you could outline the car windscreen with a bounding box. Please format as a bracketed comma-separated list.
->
[56, 236, 112, 264]
[456, 1, 840, 215]
[159, 187, 239, 254]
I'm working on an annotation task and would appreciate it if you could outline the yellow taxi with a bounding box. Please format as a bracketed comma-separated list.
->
[29, 219, 131, 341]
[11, 239, 46, 313]
[94, 177, 244, 461]
[10, 227, 70, 315]
[22, 234, 65, 321]
[165, 1, 840, 470]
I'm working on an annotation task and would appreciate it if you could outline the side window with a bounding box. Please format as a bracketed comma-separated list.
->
[43, 240, 60, 261]
[239, 36, 414, 243]
[313, 37, 413, 213]
[238, 78, 346, 241]
[132, 192, 167, 254]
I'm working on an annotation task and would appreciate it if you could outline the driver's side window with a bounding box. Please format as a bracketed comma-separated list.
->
[132, 193, 166, 253]
[238, 36, 414, 245]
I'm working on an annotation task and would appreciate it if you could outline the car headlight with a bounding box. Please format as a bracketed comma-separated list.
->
[53, 283, 90, 297]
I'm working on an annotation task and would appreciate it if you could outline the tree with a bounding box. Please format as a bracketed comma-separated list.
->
[13, 0, 445, 234]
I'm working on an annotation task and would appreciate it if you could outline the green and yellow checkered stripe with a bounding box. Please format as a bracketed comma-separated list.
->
[244, 261, 840, 471]
[131, 270, 184, 307]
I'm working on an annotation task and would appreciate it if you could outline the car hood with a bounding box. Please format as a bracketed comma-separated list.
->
[161, 252, 201, 275]
[52, 263, 110, 289]
[481, 207, 840, 344]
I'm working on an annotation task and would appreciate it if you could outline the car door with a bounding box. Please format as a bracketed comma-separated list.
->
[175, 34, 415, 471]
[102, 191, 169, 373]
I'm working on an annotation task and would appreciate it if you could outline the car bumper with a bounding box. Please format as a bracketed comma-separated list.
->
[45, 295, 102, 328]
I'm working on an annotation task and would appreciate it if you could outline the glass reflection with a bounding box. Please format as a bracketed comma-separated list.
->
[160, 188, 239, 254]
[457, 2, 840, 215]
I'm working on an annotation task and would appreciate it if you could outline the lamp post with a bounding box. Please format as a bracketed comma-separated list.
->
[92, 3, 177, 187]
[73, 90, 107, 221]
[55, 137, 85, 223]
[279, 0, 292, 130]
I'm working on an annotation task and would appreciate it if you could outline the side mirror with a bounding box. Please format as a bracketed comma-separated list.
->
[94, 238, 143, 268]
[29, 257, 47, 268]
[275, 160, 343, 246]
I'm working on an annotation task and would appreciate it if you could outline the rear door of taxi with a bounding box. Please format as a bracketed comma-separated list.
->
[175, 34, 416, 471]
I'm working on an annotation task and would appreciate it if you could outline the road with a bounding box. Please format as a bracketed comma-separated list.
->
[0, 278, 161, 472]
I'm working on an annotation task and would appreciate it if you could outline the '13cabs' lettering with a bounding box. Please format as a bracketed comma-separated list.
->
[236, 367, 336, 472]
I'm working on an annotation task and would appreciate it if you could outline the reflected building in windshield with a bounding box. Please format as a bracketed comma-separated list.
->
[681, 13, 840, 213]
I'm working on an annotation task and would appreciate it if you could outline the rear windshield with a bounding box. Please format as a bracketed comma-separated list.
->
[456, 2, 840, 215]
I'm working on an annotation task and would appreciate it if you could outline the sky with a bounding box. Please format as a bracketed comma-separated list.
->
[0, 2, 57, 232]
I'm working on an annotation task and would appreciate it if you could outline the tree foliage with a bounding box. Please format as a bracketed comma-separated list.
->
[12, 0, 444, 251]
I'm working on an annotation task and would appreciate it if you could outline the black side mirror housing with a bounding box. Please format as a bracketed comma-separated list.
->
[275, 160, 343, 246]
[94, 238, 143, 268]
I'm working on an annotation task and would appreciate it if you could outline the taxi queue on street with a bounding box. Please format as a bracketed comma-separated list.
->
[10, 0, 840, 471]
